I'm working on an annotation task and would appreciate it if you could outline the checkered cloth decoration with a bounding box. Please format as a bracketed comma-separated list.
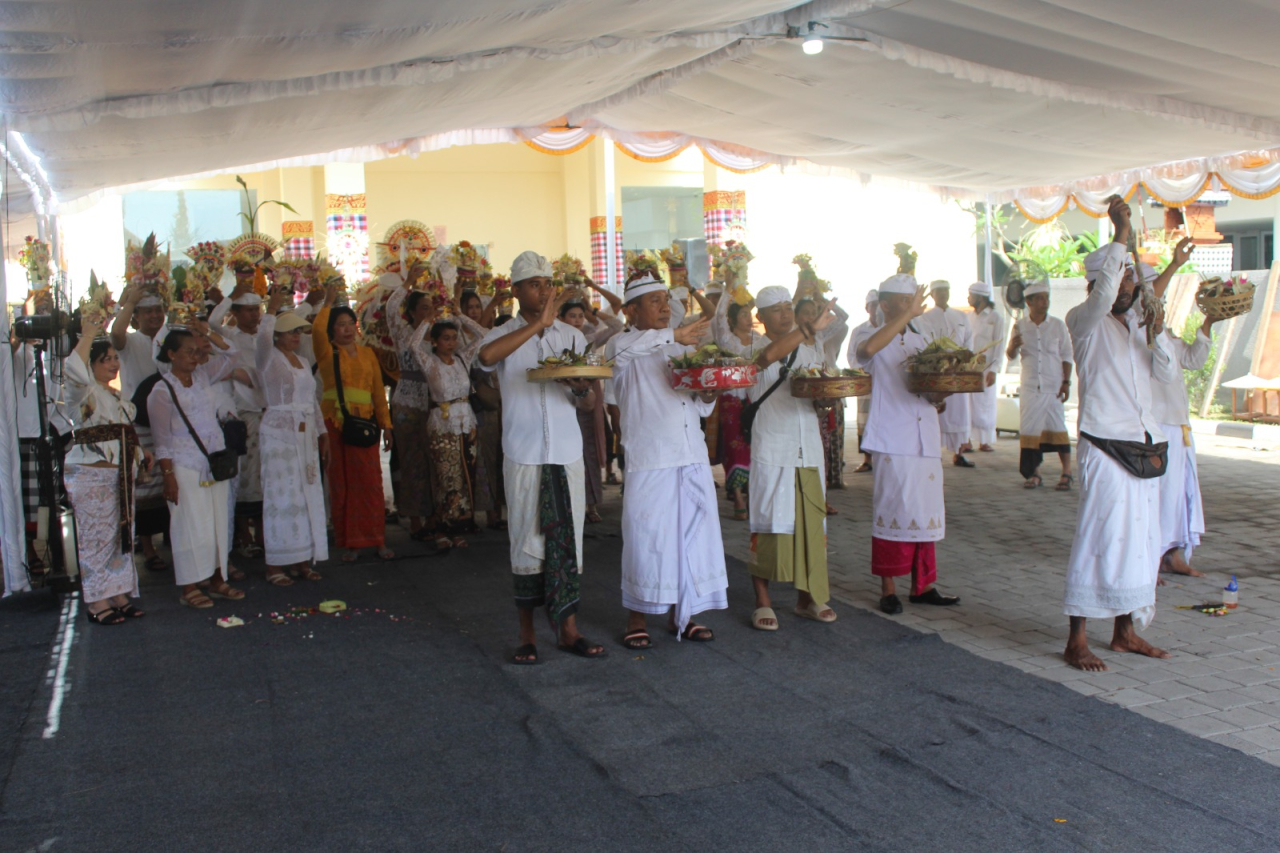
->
[281, 221, 315, 260]
[325, 195, 369, 281]
[589, 216, 625, 286]
[703, 190, 747, 248]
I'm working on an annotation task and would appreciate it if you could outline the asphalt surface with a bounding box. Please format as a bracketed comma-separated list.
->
[1, 520, 1278, 852]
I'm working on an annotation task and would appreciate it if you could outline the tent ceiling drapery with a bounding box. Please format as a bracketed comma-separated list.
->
[4, 0, 1280, 217]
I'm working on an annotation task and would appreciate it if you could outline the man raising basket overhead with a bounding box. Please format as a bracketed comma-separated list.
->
[854, 273, 960, 616]
[1061, 197, 1184, 672]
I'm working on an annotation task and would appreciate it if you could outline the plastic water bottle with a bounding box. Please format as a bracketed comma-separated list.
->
[1223, 576, 1239, 609]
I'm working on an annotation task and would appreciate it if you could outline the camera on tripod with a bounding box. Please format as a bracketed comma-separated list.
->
[12, 309, 80, 342]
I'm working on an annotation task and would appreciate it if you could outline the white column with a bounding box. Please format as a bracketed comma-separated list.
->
[604, 143, 617, 294]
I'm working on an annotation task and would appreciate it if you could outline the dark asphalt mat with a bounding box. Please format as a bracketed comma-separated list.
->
[1, 528, 1278, 852]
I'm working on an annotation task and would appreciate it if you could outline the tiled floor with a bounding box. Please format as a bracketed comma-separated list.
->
[719, 420, 1280, 763]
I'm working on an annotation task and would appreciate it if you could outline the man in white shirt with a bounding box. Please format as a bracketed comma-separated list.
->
[856, 274, 960, 615]
[918, 281, 975, 468]
[1062, 198, 1184, 672]
[221, 281, 269, 557]
[1006, 281, 1074, 489]
[1140, 256, 1210, 578]
[611, 271, 726, 648]
[479, 251, 605, 664]
[745, 286, 840, 631]
[966, 281, 1004, 453]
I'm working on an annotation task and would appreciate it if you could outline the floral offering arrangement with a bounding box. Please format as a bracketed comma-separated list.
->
[125, 232, 173, 306]
[625, 249, 662, 280]
[19, 236, 51, 285]
[790, 365, 871, 398]
[793, 366, 868, 378]
[668, 344, 751, 369]
[184, 240, 226, 284]
[893, 242, 918, 275]
[792, 254, 831, 295]
[170, 266, 205, 309]
[905, 337, 991, 394]
[711, 240, 754, 305]
[450, 240, 490, 280]
[552, 253, 586, 287]
[528, 342, 612, 381]
[1195, 274, 1255, 321]
[78, 271, 116, 327]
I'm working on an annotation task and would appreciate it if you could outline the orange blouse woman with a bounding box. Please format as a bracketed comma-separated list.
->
[314, 283, 395, 561]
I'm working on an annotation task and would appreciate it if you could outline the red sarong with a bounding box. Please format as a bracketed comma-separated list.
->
[326, 423, 386, 549]
[871, 537, 936, 596]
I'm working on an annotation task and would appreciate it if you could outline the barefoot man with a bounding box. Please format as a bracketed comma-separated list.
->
[611, 270, 727, 648]
[1062, 198, 1178, 671]
[478, 251, 605, 665]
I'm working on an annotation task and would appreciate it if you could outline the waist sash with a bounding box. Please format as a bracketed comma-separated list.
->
[72, 423, 139, 553]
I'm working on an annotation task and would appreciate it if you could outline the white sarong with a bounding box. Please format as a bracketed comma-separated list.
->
[970, 380, 998, 446]
[1019, 385, 1069, 444]
[168, 465, 231, 586]
[260, 407, 328, 566]
[235, 409, 264, 507]
[65, 465, 139, 603]
[749, 461, 826, 535]
[503, 458, 585, 575]
[620, 463, 728, 637]
[938, 393, 971, 453]
[1158, 422, 1204, 560]
[871, 453, 945, 543]
[1064, 439, 1160, 627]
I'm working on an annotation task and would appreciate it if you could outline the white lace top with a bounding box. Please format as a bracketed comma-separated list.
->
[256, 314, 324, 435]
[146, 351, 235, 479]
[425, 314, 487, 436]
[385, 286, 433, 411]
[712, 293, 768, 400]
[63, 350, 137, 467]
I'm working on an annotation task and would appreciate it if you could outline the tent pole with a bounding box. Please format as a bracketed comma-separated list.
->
[604, 142, 617, 294]
[0, 169, 32, 594]
[983, 194, 994, 284]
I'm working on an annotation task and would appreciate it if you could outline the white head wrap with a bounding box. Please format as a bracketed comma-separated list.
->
[670, 286, 690, 301]
[865, 289, 879, 307]
[930, 279, 951, 291]
[1023, 280, 1050, 297]
[511, 250, 553, 284]
[136, 294, 163, 308]
[755, 286, 792, 310]
[623, 271, 666, 304]
[968, 281, 992, 297]
[1137, 262, 1158, 285]
[879, 274, 917, 295]
[706, 280, 724, 294]
[231, 292, 263, 307]
[1083, 246, 1114, 282]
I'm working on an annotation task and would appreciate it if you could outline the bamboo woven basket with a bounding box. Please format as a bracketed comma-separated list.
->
[1195, 287, 1254, 321]
[790, 374, 872, 399]
[526, 365, 613, 382]
[906, 371, 985, 394]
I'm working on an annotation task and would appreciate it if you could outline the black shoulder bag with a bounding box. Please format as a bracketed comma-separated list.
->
[740, 349, 798, 445]
[333, 350, 380, 448]
[159, 377, 239, 482]
[1080, 431, 1168, 480]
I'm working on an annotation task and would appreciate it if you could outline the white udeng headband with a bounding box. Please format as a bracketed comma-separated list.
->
[624, 272, 666, 303]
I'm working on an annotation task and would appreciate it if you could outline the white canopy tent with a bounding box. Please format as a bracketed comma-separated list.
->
[4, 0, 1280, 591]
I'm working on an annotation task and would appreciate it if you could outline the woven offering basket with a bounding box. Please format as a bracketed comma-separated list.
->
[907, 371, 985, 394]
[1195, 288, 1254, 321]
[526, 365, 613, 382]
[670, 364, 758, 391]
[790, 374, 872, 399]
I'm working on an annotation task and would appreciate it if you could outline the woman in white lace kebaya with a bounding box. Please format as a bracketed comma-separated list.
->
[256, 291, 331, 585]
[385, 276, 437, 539]
[63, 318, 155, 625]
[424, 312, 488, 549]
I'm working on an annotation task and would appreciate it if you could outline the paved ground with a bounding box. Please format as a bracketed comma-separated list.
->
[730, 421, 1280, 765]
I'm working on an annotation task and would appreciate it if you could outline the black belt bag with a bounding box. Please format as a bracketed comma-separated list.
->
[334, 351, 380, 448]
[1081, 431, 1168, 479]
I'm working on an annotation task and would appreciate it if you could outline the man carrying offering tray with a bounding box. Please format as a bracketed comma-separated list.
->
[478, 251, 605, 665]
[745, 286, 841, 631]
[610, 270, 726, 649]
[855, 273, 960, 615]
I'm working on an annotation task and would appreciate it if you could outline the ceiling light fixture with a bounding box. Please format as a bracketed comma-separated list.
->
[801, 21, 825, 55]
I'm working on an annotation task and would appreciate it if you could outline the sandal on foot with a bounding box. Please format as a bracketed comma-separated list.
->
[854, 462, 873, 473]
[115, 603, 146, 619]
[1056, 474, 1074, 491]
[180, 589, 214, 609]
[622, 629, 653, 650]
[512, 643, 539, 665]
[378, 548, 396, 560]
[265, 571, 294, 587]
[295, 567, 322, 581]
[794, 601, 837, 623]
[205, 583, 245, 601]
[1023, 476, 1042, 489]
[450, 537, 469, 549]
[341, 549, 360, 563]
[908, 588, 960, 606]
[751, 607, 779, 631]
[434, 536, 454, 553]
[145, 556, 170, 572]
[673, 623, 715, 642]
[558, 637, 607, 659]
[585, 510, 603, 524]
[86, 606, 127, 625]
